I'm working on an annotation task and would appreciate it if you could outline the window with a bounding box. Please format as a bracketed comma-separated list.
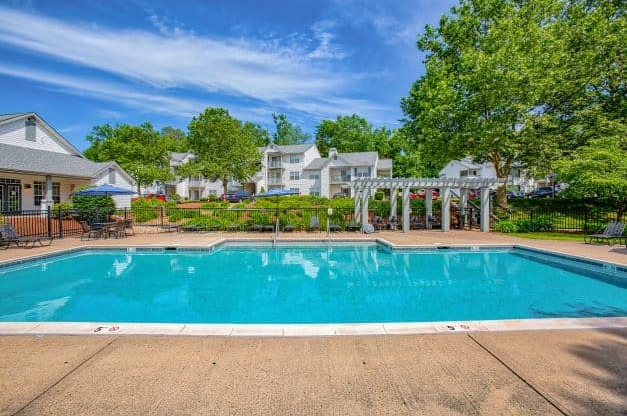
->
[289, 171, 300, 180]
[309, 187, 320, 196]
[25, 118, 36, 141]
[308, 173, 320, 180]
[289, 155, 300, 163]
[34, 181, 60, 206]
[108, 168, 116, 184]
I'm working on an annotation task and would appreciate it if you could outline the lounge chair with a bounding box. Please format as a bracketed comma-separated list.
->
[329, 223, 343, 232]
[346, 222, 360, 232]
[409, 215, 424, 230]
[361, 223, 375, 234]
[283, 224, 297, 232]
[0, 224, 53, 248]
[307, 216, 320, 232]
[80, 221, 103, 240]
[248, 224, 264, 232]
[106, 221, 126, 238]
[427, 215, 441, 229]
[584, 222, 625, 245]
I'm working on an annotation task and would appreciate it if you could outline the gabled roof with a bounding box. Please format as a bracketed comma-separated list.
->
[260, 143, 315, 154]
[0, 112, 84, 157]
[330, 151, 378, 167]
[378, 159, 393, 170]
[303, 158, 329, 170]
[170, 152, 194, 164]
[0, 143, 132, 181]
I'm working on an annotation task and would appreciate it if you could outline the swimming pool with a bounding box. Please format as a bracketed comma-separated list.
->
[0, 244, 625, 325]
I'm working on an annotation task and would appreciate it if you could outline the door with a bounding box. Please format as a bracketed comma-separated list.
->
[0, 181, 21, 213]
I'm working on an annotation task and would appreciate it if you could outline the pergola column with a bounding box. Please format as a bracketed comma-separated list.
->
[402, 186, 410, 233]
[459, 188, 469, 229]
[480, 187, 490, 232]
[441, 187, 451, 232]
[425, 188, 433, 228]
[42, 175, 53, 211]
[390, 187, 398, 221]
[353, 187, 362, 223]
[361, 187, 370, 226]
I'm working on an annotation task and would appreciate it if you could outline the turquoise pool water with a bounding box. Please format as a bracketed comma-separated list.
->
[0, 245, 625, 323]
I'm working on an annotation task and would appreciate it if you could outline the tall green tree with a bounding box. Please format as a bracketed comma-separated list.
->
[315, 114, 376, 156]
[402, 0, 570, 205]
[84, 122, 172, 193]
[183, 108, 261, 195]
[272, 113, 310, 145]
[243, 122, 271, 147]
[555, 136, 627, 221]
[160, 126, 188, 152]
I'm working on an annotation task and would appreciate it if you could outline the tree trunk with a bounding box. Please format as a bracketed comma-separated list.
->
[222, 178, 228, 197]
[137, 183, 142, 194]
[490, 152, 512, 208]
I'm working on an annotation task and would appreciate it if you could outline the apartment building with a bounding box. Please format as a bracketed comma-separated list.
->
[149, 144, 392, 200]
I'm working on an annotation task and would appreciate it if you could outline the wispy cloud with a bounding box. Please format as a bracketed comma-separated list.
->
[0, 6, 361, 110]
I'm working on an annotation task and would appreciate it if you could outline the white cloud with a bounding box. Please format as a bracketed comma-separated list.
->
[0, 6, 352, 106]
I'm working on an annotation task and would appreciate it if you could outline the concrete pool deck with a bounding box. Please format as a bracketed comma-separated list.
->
[1, 330, 625, 415]
[0, 231, 625, 415]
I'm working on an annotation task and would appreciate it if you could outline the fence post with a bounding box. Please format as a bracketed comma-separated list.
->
[47, 206, 52, 239]
[161, 207, 165, 228]
[57, 206, 63, 239]
[584, 210, 588, 231]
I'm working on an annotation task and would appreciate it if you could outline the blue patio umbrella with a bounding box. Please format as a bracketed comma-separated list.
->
[72, 184, 136, 196]
[256, 189, 298, 232]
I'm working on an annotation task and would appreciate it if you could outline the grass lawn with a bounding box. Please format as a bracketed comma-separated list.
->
[504, 232, 586, 241]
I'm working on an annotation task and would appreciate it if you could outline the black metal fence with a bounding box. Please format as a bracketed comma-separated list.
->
[0, 205, 619, 239]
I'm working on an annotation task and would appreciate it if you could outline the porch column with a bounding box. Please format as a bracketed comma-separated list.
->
[425, 188, 433, 229]
[361, 187, 370, 226]
[459, 188, 469, 229]
[441, 187, 451, 232]
[402, 186, 410, 233]
[43, 175, 53, 210]
[389, 187, 398, 221]
[480, 187, 490, 232]
[353, 187, 362, 223]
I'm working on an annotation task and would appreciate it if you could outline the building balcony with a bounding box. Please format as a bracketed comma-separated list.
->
[187, 180, 205, 187]
[330, 175, 352, 184]
[267, 178, 283, 185]
[268, 161, 283, 169]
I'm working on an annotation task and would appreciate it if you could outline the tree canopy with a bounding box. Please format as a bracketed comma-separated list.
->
[272, 113, 310, 145]
[555, 136, 627, 220]
[183, 108, 261, 195]
[84, 122, 173, 192]
[402, 0, 625, 204]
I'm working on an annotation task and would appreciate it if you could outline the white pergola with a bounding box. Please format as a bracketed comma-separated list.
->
[350, 177, 505, 233]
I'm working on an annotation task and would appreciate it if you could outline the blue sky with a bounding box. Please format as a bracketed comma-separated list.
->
[0, 0, 455, 150]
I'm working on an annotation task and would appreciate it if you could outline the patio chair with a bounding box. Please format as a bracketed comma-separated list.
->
[374, 216, 386, 231]
[329, 223, 343, 232]
[388, 216, 399, 230]
[584, 222, 625, 245]
[409, 215, 424, 230]
[427, 215, 441, 229]
[106, 221, 126, 239]
[361, 223, 375, 234]
[345, 222, 361, 232]
[307, 216, 321, 232]
[248, 224, 264, 232]
[0, 224, 53, 248]
[79, 221, 103, 240]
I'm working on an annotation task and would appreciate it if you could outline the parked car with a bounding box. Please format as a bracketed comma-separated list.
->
[333, 192, 349, 198]
[506, 190, 525, 199]
[224, 190, 251, 203]
[527, 187, 554, 198]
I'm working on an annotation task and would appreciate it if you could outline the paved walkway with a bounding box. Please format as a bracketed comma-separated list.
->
[1, 329, 625, 415]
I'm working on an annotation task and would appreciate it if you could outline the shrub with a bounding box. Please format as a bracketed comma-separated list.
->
[71, 190, 115, 223]
[494, 220, 518, 233]
[515, 218, 555, 232]
[51, 202, 74, 219]
[374, 191, 384, 201]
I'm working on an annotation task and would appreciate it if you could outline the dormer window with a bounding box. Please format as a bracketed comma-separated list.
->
[25, 117, 36, 141]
